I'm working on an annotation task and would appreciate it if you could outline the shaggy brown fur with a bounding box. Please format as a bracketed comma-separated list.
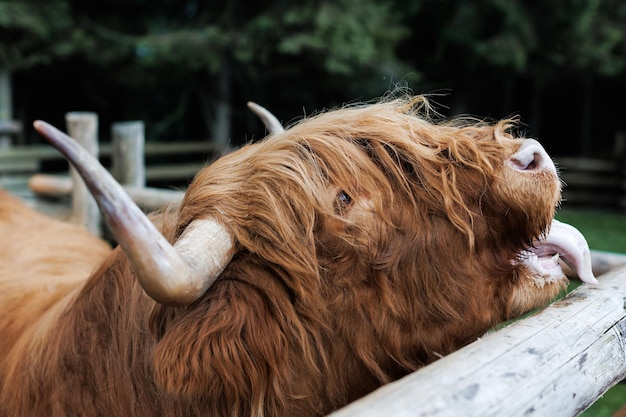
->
[0, 190, 112, 398]
[0, 96, 566, 416]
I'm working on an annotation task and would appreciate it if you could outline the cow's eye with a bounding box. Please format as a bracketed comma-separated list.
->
[334, 190, 352, 213]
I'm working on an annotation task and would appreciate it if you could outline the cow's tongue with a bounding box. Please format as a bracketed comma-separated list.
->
[524, 219, 598, 285]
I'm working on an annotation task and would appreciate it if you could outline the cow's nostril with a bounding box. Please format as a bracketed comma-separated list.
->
[509, 139, 556, 174]
[510, 152, 540, 171]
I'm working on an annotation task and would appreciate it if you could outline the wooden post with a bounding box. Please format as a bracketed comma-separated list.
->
[65, 112, 101, 236]
[330, 265, 626, 417]
[111, 121, 145, 188]
[0, 68, 12, 147]
[0, 120, 21, 149]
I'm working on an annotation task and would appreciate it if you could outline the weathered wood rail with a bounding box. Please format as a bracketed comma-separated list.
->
[330, 264, 626, 417]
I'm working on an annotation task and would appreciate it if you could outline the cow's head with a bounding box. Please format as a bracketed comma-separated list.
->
[34, 96, 594, 411]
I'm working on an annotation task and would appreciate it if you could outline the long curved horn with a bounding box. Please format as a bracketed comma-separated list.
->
[247, 101, 285, 135]
[33, 120, 234, 306]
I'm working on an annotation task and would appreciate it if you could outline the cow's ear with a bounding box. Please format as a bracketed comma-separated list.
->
[150, 278, 289, 412]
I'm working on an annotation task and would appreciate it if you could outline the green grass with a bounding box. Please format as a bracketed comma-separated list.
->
[555, 209, 626, 253]
[583, 384, 626, 417]
[554, 208, 626, 417]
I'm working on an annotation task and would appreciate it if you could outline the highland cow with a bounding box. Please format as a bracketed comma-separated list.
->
[0, 96, 595, 417]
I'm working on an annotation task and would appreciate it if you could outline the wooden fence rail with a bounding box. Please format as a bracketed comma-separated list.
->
[330, 264, 626, 417]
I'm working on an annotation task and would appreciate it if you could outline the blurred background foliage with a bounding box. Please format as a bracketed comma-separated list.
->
[1, 0, 626, 156]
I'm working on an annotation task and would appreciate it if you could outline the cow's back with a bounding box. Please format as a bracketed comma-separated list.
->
[0, 190, 111, 361]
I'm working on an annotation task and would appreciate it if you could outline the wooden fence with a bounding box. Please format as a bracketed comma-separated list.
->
[0, 112, 214, 234]
[0, 127, 211, 180]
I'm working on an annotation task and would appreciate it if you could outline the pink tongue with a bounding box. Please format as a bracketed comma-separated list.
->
[538, 220, 597, 284]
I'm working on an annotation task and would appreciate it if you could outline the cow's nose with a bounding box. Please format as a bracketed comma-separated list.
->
[508, 139, 556, 174]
